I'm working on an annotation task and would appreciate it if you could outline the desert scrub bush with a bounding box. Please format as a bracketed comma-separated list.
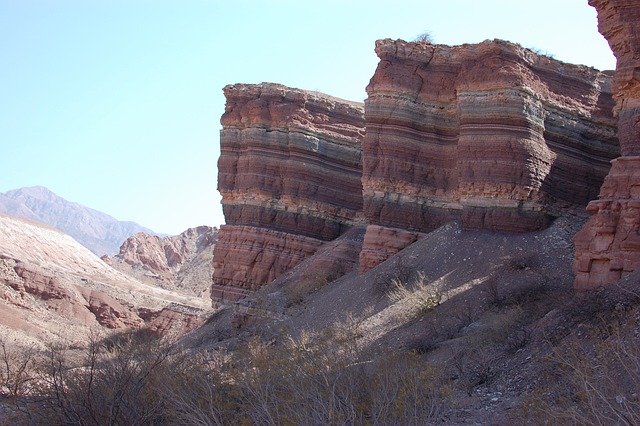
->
[8, 331, 179, 425]
[0, 339, 39, 403]
[372, 253, 416, 297]
[234, 329, 451, 425]
[388, 271, 443, 315]
[4, 321, 453, 425]
[524, 319, 640, 425]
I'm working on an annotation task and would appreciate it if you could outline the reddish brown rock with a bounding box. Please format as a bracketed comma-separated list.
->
[139, 304, 207, 338]
[574, 157, 640, 288]
[573, 0, 640, 290]
[106, 226, 218, 296]
[358, 226, 425, 273]
[213, 83, 365, 301]
[361, 38, 619, 270]
[589, 0, 640, 157]
[211, 225, 324, 301]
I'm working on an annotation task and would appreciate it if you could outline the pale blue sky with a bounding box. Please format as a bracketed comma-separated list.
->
[0, 0, 616, 235]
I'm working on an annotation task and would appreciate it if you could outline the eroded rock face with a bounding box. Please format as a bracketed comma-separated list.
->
[574, 0, 640, 290]
[105, 226, 217, 297]
[213, 83, 365, 300]
[361, 38, 619, 271]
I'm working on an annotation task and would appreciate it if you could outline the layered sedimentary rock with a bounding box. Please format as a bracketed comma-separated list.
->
[213, 83, 365, 301]
[361, 38, 619, 271]
[574, 0, 640, 290]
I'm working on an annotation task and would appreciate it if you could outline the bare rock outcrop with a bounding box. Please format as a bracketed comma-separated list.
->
[0, 214, 211, 345]
[104, 226, 217, 297]
[212, 83, 365, 301]
[360, 38, 619, 271]
[574, 0, 640, 290]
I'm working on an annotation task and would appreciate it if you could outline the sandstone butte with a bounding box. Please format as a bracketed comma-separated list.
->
[212, 36, 624, 302]
[574, 0, 640, 290]
[212, 83, 365, 301]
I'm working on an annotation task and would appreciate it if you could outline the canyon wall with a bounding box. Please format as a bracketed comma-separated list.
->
[212, 83, 365, 301]
[360, 38, 619, 271]
[213, 39, 621, 299]
[574, 0, 640, 290]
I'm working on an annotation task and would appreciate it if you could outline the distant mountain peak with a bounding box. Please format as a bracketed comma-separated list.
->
[0, 186, 157, 256]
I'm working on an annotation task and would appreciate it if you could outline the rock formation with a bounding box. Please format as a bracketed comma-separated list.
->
[574, 0, 640, 290]
[360, 38, 619, 271]
[212, 83, 365, 301]
[213, 40, 621, 298]
[0, 214, 211, 346]
[104, 226, 217, 297]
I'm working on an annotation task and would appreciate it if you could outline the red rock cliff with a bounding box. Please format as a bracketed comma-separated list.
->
[360, 38, 619, 271]
[574, 0, 640, 290]
[213, 83, 365, 301]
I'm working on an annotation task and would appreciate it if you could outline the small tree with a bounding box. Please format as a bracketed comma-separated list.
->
[414, 31, 434, 43]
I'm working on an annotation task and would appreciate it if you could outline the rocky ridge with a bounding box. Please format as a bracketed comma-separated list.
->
[0, 214, 211, 347]
[103, 226, 217, 298]
[574, 0, 640, 290]
[0, 186, 156, 256]
[360, 38, 618, 271]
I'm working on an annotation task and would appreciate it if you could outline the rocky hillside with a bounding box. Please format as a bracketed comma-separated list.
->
[0, 214, 211, 347]
[0, 186, 156, 256]
[212, 39, 620, 302]
[103, 226, 217, 298]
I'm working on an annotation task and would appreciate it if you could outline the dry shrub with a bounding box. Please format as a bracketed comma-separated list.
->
[522, 318, 640, 425]
[2, 320, 453, 425]
[388, 271, 443, 315]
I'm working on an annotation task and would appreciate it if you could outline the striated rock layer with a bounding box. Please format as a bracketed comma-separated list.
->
[574, 0, 640, 290]
[213, 83, 365, 301]
[360, 38, 619, 271]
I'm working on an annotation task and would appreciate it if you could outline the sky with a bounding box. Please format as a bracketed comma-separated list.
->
[0, 0, 616, 235]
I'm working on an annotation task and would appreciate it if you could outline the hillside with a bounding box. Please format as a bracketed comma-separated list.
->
[0, 213, 211, 348]
[0, 186, 157, 256]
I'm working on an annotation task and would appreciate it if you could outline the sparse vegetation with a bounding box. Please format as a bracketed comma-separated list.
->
[388, 270, 444, 314]
[3, 219, 639, 424]
[522, 316, 640, 425]
[2, 321, 453, 425]
[413, 31, 434, 43]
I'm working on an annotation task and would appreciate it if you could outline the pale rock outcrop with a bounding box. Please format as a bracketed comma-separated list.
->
[361, 38, 619, 271]
[213, 83, 365, 301]
[574, 0, 640, 290]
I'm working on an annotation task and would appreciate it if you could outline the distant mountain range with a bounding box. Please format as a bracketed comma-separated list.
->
[0, 186, 157, 256]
